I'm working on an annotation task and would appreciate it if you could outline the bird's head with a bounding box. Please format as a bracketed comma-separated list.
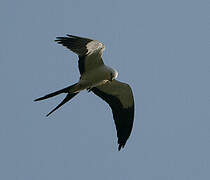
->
[110, 69, 118, 81]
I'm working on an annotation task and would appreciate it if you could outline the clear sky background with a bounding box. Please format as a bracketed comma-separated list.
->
[0, 0, 209, 179]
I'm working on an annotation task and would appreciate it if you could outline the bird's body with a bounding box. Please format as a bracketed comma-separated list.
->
[79, 65, 117, 90]
[35, 35, 134, 151]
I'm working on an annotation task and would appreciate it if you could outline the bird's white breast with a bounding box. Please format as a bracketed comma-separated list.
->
[79, 65, 111, 88]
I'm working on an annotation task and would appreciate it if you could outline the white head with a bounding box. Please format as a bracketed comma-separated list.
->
[110, 68, 118, 81]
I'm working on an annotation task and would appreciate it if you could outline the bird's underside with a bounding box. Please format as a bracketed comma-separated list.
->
[35, 34, 134, 151]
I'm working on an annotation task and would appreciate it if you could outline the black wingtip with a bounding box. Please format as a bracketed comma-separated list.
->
[54, 34, 74, 41]
[118, 144, 125, 151]
[66, 34, 77, 38]
[55, 37, 63, 42]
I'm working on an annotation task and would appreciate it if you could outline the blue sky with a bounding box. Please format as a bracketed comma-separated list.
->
[0, 0, 209, 179]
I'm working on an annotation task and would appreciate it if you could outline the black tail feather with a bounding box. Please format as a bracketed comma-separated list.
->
[46, 92, 78, 116]
[34, 83, 77, 101]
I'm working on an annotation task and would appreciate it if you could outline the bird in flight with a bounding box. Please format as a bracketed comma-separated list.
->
[34, 35, 134, 151]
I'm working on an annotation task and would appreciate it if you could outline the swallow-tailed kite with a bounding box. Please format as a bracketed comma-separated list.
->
[34, 35, 134, 151]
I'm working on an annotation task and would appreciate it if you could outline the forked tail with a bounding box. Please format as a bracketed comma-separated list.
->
[34, 83, 79, 116]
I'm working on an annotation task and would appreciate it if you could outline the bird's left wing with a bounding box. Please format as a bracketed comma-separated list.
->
[55, 35, 105, 74]
[91, 80, 135, 151]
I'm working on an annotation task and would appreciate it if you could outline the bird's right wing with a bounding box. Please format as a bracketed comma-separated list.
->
[55, 34, 105, 75]
[91, 80, 135, 151]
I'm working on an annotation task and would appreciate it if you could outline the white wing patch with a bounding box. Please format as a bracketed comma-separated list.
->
[86, 40, 105, 55]
[55, 35, 105, 74]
